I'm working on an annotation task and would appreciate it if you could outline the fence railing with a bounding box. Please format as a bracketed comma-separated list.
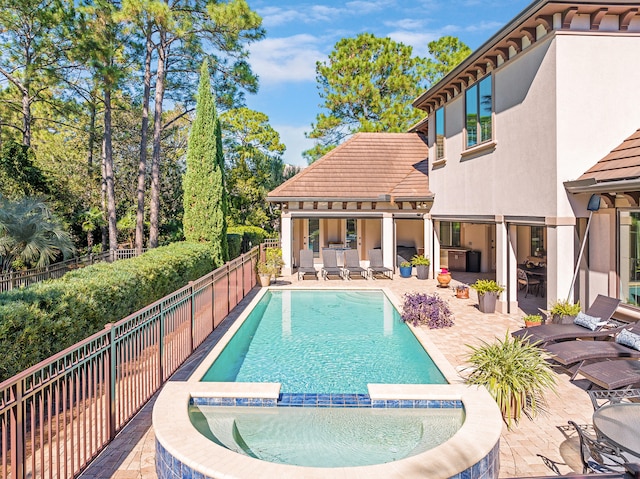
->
[0, 246, 259, 479]
[0, 249, 147, 293]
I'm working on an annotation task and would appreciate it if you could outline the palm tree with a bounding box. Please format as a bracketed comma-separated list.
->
[81, 206, 106, 252]
[0, 196, 75, 273]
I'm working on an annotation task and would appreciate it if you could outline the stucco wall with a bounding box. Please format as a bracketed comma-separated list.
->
[396, 219, 423, 253]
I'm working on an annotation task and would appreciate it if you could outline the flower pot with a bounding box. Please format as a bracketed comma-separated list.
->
[552, 314, 576, 325]
[525, 320, 542, 328]
[258, 274, 271, 287]
[415, 265, 429, 280]
[399, 266, 412, 278]
[455, 287, 469, 299]
[437, 272, 451, 287]
[478, 292, 498, 313]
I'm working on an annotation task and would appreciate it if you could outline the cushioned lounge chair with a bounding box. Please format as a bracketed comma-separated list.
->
[343, 249, 367, 279]
[544, 323, 640, 378]
[577, 360, 640, 390]
[512, 295, 622, 346]
[321, 249, 343, 280]
[297, 249, 319, 280]
[367, 249, 393, 279]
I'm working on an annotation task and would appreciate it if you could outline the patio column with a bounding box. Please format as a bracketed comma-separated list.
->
[505, 223, 518, 313]
[424, 214, 434, 278]
[281, 212, 293, 275]
[495, 217, 512, 314]
[432, 218, 441, 274]
[546, 223, 575, 307]
[382, 213, 394, 270]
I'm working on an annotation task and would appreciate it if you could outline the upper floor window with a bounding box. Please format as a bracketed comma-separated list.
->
[465, 75, 492, 148]
[435, 107, 445, 159]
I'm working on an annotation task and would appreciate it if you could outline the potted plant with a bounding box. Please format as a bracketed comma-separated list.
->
[524, 314, 543, 328]
[470, 279, 504, 314]
[265, 247, 285, 281]
[455, 284, 469, 299]
[400, 292, 454, 329]
[411, 255, 430, 280]
[399, 260, 412, 278]
[437, 267, 451, 287]
[465, 332, 557, 429]
[550, 300, 581, 324]
[257, 261, 275, 287]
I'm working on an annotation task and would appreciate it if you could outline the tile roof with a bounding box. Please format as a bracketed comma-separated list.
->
[578, 128, 640, 183]
[268, 132, 431, 202]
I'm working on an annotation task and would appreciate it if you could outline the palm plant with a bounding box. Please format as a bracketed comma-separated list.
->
[81, 206, 106, 251]
[465, 332, 556, 429]
[0, 196, 75, 273]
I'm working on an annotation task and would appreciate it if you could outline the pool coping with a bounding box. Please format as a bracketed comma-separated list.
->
[154, 287, 503, 478]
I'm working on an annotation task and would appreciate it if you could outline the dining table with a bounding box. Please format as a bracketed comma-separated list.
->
[592, 403, 640, 460]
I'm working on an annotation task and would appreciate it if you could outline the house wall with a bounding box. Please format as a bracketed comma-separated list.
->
[361, 219, 382, 263]
[396, 219, 423, 253]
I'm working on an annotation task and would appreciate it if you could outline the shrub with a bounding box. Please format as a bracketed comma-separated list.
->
[401, 292, 454, 329]
[228, 225, 270, 253]
[550, 300, 581, 317]
[227, 233, 242, 259]
[411, 255, 431, 266]
[470, 279, 505, 295]
[0, 242, 215, 381]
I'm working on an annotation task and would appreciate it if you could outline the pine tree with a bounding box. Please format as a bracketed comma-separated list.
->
[183, 60, 227, 266]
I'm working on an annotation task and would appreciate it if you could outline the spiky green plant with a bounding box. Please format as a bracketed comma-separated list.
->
[465, 332, 557, 429]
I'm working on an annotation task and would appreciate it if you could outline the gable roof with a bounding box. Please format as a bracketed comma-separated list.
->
[577, 128, 640, 183]
[267, 132, 432, 202]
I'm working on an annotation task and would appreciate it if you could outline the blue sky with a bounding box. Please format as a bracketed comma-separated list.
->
[244, 0, 532, 166]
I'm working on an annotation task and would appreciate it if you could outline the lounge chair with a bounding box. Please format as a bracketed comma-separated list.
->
[544, 323, 640, 376]
[321, 249, 343, 280]
[343, 249, 367, 279]
[367, 249, 393, 279]
[512, 295, 622, 346]
[577, 360, 640, 390]
[297, 249, 319, 280]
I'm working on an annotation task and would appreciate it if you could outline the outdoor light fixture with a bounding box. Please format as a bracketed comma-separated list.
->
[567, 194, 601, 301]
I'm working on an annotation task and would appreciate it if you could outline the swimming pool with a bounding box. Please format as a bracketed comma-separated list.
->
[200, 290, 446, 392]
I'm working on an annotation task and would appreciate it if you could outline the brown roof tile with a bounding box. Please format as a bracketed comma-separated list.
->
[268, 133, 431, 201]
[578, 128, 640, 183]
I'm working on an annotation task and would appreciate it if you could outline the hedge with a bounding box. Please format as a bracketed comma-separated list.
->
[0, 242, 215, 382]
[228, 226, 271, 254]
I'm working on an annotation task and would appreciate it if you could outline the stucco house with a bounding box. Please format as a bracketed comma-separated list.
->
[268, 0, 640, 314]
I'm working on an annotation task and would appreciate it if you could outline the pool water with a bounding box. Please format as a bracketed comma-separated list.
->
[189, 405, 464, 467]
[200, 290, 446, 393]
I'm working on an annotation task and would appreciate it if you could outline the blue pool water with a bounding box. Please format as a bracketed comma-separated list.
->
[200, 290, 446, 393]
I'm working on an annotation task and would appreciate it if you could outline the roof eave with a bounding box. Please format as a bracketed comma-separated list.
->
[564, 177, 640, 193]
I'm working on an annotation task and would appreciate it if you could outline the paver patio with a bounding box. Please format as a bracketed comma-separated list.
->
[80, 274, 595, 479]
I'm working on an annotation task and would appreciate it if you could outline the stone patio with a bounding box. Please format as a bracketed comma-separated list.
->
[79, 273, 594, 479]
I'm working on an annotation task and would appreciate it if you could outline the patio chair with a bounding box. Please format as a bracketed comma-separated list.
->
[512, 295, 623, 346]
[568, 420, 629, 474]
[297, 249, 319, 280]
[577, 359, 640, 390]
[588, 387, 640, 410]
[321, 249, 344, 280]
[367, 249, 393, 279]
[343, 249, 367, 279]
[543, 323, 640, 378]
[517, 268, 541, 298]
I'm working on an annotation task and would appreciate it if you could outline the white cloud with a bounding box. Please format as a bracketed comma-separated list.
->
[465, 21, 504, 32]
[384, 18, 424, 30]
[345, 0, 394, 14]
[275, 124, 316, 167]
[249, 35, 326, 85]
[387, 30, 438, 53]
[258, 5, 342, 28]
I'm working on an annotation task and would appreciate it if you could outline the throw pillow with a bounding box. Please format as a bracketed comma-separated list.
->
[615, 329, 640, 351]
[573, 311, 603, 331]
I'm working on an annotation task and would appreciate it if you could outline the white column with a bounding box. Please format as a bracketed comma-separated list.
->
[547, 224, 576, 307]
[382, 213, 394, 270]
[281, 213, 293, 276]
[505, 223, 518, 313]
[424, 214, 435, 278]
[495, 218, 510, 314]
[432, 218, 441, 275]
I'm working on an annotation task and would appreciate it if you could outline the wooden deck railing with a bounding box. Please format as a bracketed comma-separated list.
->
[0, 246, 259, 479]
[0, 250, 147, 293]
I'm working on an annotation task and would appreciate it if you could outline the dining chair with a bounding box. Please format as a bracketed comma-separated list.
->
[517, 268, 541, 297]
[588, 388, 640, 411]
[568, 421, 629, 474]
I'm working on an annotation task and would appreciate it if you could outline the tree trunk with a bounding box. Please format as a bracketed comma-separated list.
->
[103, 87, 118, 252]
[135, 25, 153, 254]
[148, 31, 168, 248]
[22, 87, 31, 147]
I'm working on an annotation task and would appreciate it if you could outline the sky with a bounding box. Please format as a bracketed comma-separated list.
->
[244, 0, 532, 167]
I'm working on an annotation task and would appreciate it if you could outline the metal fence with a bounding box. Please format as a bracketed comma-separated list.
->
[0, 250, 147, 293]
[0, 246, 259, 479]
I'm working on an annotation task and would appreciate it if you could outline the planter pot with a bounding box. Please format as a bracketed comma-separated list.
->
[437, 272, 451, 287]
[415, 265, 429, 280]
[258, 274, 271, 287]
[552, 314, 576, 325]
[455, 287, 469, 299]
[478, 292, 498, 313]
[399, 266, 412, 278]
[525, 320, 542, 328]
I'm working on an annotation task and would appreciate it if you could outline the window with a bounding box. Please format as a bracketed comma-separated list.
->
[440, 221, 461, 247]
[465, 75, 492, 148]
[619, 211, 640, 306]
[530, 226, 545, 257]
[345, 219, 357, 249]
[435, 107, 445, 159]
[308, 218, 320, 258]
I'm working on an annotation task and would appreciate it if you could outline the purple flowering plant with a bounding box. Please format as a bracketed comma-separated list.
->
[401, 292, 454, 329]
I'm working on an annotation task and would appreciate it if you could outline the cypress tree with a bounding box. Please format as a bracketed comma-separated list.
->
[183, 60, 228, 266]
